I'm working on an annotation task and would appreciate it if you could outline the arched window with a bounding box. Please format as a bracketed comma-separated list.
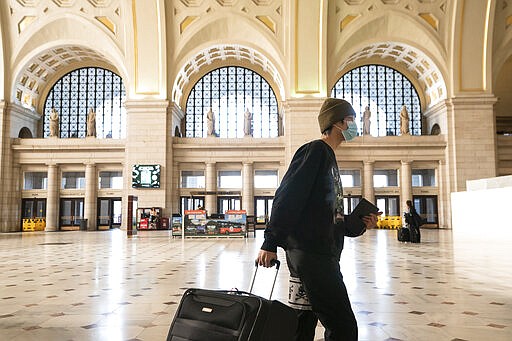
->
[332, 65, 422, 136]
[43, 67, 126, 138]
[185, 66, 280, 138]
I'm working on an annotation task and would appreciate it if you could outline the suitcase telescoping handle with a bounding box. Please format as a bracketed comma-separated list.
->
[249, 259, 280, 299]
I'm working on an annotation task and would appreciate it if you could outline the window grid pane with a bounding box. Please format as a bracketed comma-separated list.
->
[44, 67, 126, 139]
[185, 67, 280, 138]
[331, 65, 422, 136]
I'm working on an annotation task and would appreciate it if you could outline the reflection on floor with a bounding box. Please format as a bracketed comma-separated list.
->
[0, 228, 510, 341]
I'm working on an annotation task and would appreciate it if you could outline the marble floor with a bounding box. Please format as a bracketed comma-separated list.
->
[0, 228, 510, 341]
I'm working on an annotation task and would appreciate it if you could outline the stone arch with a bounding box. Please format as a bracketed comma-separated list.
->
[18, 127, 33, 138]
[330, 13, 448, 111]
[172, 44, 285, 109]
[171, 14, 286, 106]
[10, 15, 128, 112]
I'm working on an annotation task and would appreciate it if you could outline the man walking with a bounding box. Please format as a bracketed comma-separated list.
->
[256, 98, 379, 340]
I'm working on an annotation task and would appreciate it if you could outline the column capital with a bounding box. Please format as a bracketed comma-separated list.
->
[401, 160, 412, 166]
[46, 162, 58, 168]
[84, 161, 96, 167]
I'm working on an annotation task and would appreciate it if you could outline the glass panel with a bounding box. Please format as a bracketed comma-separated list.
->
[181, 170, 205, 188]
[24, 172, 48, 190]
[425, 197, 437, 222]
[254, 170, 278, 188]
[98, 199, 110, 225]
[113, 200, 122, 225]
[373, 169, 398, 187]
[388, 197, 399, 216]
[180, 197, 204, 217]
[62, 172, 86, 189]
[61, 200, 73, 225]
[376, 198, 386, 216]
[99, 171, 123, 189]
[36, 200, 46, 218]
[343, 196, 361, 215]
[256, 199, 266, 223]
[340, 169, 361, 187]
[267, 199, 273, 220]
[75, 200, 84, 222]
[412, 169, 436, 187]
[219, 198, 229, 214]
[218, 170, 242, 188]
[22, 200, 35, 218]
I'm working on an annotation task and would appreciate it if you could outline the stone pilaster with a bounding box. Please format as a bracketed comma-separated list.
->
[84, 162, 97, 230]
[242, 162, 254, 215]
[400, 161, 412, 215]
[45, 163, 59, 231]
[0, 101, 17, 231]
[363, 161, 375, 203]
[123, 99, 169, 228]
[445, 96, 497, 192]
[172, 161, 180, 214]
[282, 98, 325, 166]
[205, 162, 216, 214]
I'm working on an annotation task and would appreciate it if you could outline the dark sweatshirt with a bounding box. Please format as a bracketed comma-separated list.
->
[261, 140, 365, 259]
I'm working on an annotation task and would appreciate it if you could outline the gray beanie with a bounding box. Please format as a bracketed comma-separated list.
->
[318, 98, 356, 133]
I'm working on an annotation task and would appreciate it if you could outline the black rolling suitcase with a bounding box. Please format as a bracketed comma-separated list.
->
[409, 226, 421, 243]
[167, 260, 297, 341]
[397, 226, 410, 242]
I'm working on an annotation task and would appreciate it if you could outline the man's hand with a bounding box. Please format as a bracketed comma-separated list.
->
[362, 212, 382, 229]
[256, 249, 278, 268]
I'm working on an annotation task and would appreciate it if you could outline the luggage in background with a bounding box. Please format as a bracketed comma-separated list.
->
[397, 226, 410, 242]
[167, 260, 297, 341]
[409, 226, 421, 243]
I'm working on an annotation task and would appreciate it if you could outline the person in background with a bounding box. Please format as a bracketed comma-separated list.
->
[405, 200, 421, 243]
[256, 98, 380, 341]
[149, 207, 159, 228]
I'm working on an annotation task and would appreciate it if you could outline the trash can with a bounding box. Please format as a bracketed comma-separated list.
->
[80, 219, 88, 231]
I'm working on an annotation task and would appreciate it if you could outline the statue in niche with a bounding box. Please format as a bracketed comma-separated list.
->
[174, 126, 182, 137]
[244, 108, 253, 136]
[363, 106, 371, 135]
[49, 108, 59, 137]
[400, 105, 410, 135]
[206, 108, 216, 136]
[86, 109, 96, 137]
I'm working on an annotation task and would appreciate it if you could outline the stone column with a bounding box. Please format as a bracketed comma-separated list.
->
[362, 161, 374, 203]
[172, 162, 180, 214]
[84, 162, 97, 231]
[400, 161, 412, 215]
[242, 162, 254, 215]
[205, 162, 216, 214]
[45, 163, 59, 231]
[437, 159, 448, 229]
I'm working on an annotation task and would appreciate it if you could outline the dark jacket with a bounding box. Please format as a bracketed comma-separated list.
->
[261, 140, 365, 259]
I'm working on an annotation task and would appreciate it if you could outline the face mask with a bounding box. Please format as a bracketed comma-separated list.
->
[334, 121, 358, 141]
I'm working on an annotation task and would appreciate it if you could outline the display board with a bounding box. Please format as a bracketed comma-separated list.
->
[183, 209, 247, 237]
[132, 164, 160, 188]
